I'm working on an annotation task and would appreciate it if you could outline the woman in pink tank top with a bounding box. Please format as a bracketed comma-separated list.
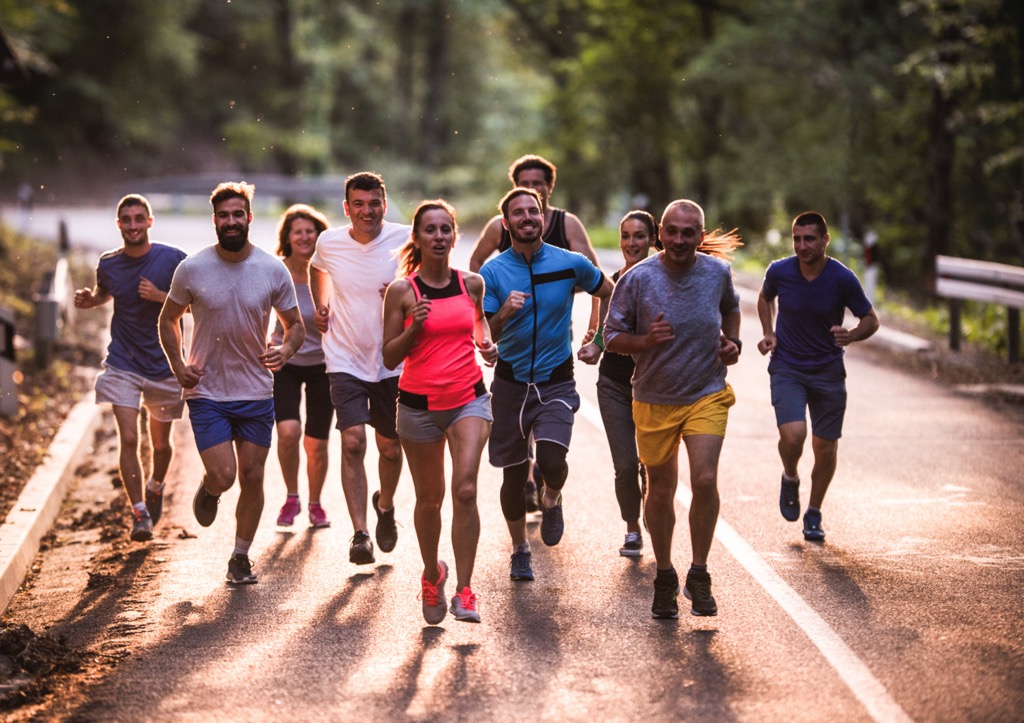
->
[382, 199, 497, 625]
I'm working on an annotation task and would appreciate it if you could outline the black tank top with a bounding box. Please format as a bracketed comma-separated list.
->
[498, 207, 568, 252]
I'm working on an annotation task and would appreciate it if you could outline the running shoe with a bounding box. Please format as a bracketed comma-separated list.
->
[683, 569, 718, 616]
[226, 554, 257, 585]
[192, 483, 220, 527]
[619, 531, 643, 557]
[803, 509, 826, 542]
[509, 549, 534, 581]
[144, 485, 163, 527]
[652, 575, 680, 619]
[349, 530, 375, 565]
[372, 490, 398, 552]
[130, 509, 153, 542]
[277, 496, 301, 526]
[419, 560, 449, 625]
[540, 494, 564, 546]
[450, 586, 481, 623]
[524, 479, 540, 513]
[308, 502, 330, 529]
[779, 476, 800, 522]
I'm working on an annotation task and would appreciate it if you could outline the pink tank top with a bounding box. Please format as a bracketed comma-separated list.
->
[398, 270, 484, 410]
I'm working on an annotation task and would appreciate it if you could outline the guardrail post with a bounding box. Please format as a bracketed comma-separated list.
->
[949, 299, 961, 352]
[0, 305, 17, 418]
[1009, 307, 1020, 364]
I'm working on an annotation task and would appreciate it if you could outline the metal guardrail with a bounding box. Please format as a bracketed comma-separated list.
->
[32, 221, 75, 368]
[935, 255, 1024, 363]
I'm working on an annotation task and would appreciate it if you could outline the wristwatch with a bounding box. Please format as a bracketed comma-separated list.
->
[727, 337, 742, 355]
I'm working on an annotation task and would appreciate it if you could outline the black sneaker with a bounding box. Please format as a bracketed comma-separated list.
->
[683, 569, 718, 616]
[803, 509, 826, 542]
[779, 476, 800, 522]
[192, 483, 220, 527]
[349, 530, 375, 565]
[145, 485, 164, 527]
[226, 554, 257, 585]
[524, 480, 540, 514]
[372, 491, 397, 553]
[619, 531, 643, 557]
[509, 549, 534, 581]
[652, 575, 680, 619]
[540, 494, 564, 546]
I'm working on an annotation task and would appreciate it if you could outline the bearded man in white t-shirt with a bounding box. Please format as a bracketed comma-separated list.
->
[310, 172, 412, 565]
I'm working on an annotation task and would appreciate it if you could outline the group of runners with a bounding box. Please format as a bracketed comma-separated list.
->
[74, 154, 879, 623]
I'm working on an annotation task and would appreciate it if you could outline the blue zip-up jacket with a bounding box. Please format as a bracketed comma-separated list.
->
[481, 242, 604, 384]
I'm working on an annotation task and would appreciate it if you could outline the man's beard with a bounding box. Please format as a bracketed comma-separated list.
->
[509, 222, 542, 245]
[216, 225, 249, 252]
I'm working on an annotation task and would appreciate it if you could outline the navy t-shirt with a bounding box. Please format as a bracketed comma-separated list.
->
[97, 242, 187, 379]
[761, 256, 872, 370]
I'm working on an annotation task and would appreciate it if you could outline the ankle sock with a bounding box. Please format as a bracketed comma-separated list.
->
[688, 563, 708, 575]
[514, 541, 531, 555]
[133, 501, 147, 514]
[233, 537, 252, 557]
[145, 478, 164, 494]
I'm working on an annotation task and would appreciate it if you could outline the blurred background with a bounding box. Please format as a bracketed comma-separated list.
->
[0, 0, 1021, 294]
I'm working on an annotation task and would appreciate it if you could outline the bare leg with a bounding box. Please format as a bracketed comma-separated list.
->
[111, 406, 143, 505]
[276, 420, 302, 496]
[681, 434, 724, 566]
[778, 421, 807, 479]
[403, 437, 446, 584]
[234, 439, 270, 543]
[375, 432, 403, 511]
[148, 416, 175, 483]
[446, 416, 489, 590]
[645, 455, 679, 570]
[340, 425, 369, 533]
[808, 435, 839, 509]
[305, 435, 329, 503]
[198, 440, 238, 495]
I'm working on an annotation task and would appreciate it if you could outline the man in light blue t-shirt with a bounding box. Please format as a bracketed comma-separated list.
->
[74, 194, 186, 544]
[757, 211, 880, 543]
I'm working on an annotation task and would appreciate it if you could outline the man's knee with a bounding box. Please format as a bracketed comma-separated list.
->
[340, 426, 367, 459]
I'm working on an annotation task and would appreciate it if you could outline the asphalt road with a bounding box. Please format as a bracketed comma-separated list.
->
[4, 204, 1023, 721]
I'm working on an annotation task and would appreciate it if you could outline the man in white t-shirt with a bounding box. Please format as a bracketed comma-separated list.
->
[310, 172, 412, 565]
[159, 181, 304, 585]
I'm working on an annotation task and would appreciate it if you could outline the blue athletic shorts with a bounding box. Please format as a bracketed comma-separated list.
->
[768, 358, 847, 441]
[186, 398, 275, 452]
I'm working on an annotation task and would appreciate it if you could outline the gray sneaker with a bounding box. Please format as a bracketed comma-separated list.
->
[419, 560, 448, 625]
[192, 483, 220, 527]
[372, 491, 398, 553]
[450, 586, 481, 623]
[509, 549, 534, 581]
[619, 531, 643, 557]
[130, 509, 153, 542]
[226, 554, 257, 585]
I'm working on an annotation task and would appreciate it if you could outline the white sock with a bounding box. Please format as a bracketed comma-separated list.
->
[133, 501, 147, 514]
[233, 537, 253, 557]
[146, 478, 164, 494]
[514, 541, 531, 554]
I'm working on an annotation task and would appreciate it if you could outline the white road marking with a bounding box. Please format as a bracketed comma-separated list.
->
[577, 397, 913, 723]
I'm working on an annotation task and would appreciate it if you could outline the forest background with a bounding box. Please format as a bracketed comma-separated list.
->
[0, 0, 1021, 295]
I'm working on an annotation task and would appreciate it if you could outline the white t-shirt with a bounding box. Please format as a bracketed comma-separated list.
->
[310, 221, 411, 381]
[167, 245, 297, 401]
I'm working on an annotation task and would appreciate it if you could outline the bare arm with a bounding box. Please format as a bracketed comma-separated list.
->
[565, 212, 603, 330]
[381, 279, 426, 370]
[717, 309, 742, 365]
[469, 216, 503, 273]
[756, 289, 777, 356]
[261, 306, 305, 372]
[465, 273, 498, 366]
[832, 307, 880, 346]
[159, 297, 204, 389]
[137, 277, 168, 304]
[605, 311, 676, 355]
[487, 289, 530, 344]
[309, 265, 331, 334]
[73, 278, 111, 309]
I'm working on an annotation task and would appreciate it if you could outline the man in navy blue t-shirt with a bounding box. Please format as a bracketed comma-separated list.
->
[74, 194, 187, 543]
[756, 211, 879, 542]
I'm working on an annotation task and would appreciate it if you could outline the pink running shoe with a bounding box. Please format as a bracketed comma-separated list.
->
[277, 497, 301, 526]
[419, 561, 449, 625]
[308, 503, 330, 528]
[449, 586, 481, 623]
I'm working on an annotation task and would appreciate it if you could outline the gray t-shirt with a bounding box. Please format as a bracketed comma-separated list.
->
[167, 245, 298, 401]
[605, 253, 739, 406]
